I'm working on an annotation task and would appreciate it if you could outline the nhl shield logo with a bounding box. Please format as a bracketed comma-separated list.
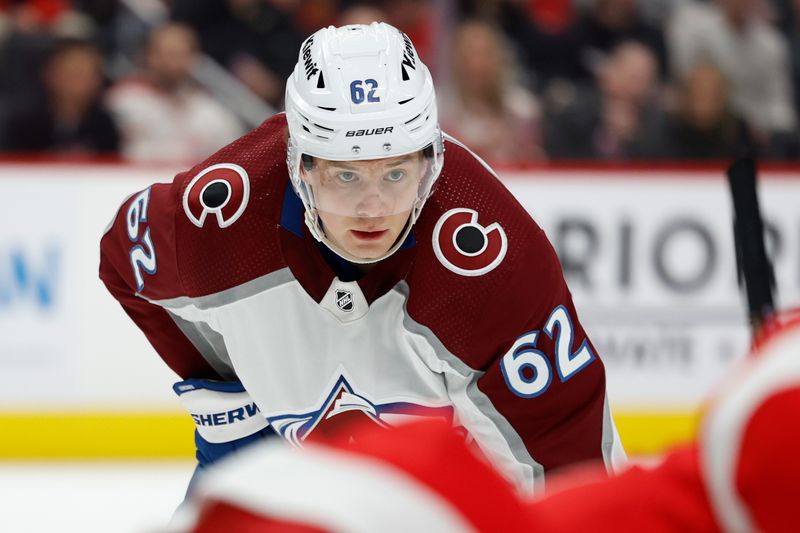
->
[335, 289, 354, 312]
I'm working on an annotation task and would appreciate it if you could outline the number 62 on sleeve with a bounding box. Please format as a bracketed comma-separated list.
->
[500, 305, 595, 398]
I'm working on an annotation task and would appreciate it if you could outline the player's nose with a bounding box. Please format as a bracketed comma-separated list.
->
[354, 179, 392, 217]
[354, 192, 390, 218]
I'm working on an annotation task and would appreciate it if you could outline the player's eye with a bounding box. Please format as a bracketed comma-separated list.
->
[336, 171, 357, 183]
[386, 169, 406, 182]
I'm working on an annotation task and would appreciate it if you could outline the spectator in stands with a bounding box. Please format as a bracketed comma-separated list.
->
[171, 0, 306, 108]
[668, 0, 797, 141]
[0, 0, 95, 146]
[482, 0, 666, 90]
[337, 2, 388, 27]
[571, 0, 668, 79]
[4, 38, 119, 156]
[462, 0, 582, 88]
[773, 0, 800, 159]
[441, 19, 543, 164]
[291, 0, 339, 34]
[652, 63, 745, 160]
[522, 0, 577, 33]
[382, 0, 435, 65]
[106, 22, 244, 164]
[543, 41, 662, 160]
[789, 1, 800, 117]
[70, 0, 149, 60]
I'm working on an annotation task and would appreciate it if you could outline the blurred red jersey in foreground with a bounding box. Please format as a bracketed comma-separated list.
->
[170, 311, 800, 533]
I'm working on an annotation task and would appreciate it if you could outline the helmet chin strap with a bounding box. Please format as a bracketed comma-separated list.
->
[304, 206, 420, 265]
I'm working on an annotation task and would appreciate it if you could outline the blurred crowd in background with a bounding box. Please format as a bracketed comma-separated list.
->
[0, 0, 799, 165]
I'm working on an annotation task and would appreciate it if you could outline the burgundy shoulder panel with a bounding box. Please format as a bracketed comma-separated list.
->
[98, 114, 294, 378]
[408, 139, 562, 368]
[173, 115, 292, 297]
[407, 140, 609, 471]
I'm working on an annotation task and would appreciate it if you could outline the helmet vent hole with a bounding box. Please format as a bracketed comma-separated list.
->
[313, 123, 334, 132]
[404, 113, 421, 125]
[317, 106, 336, 111]
[398, 98, 414, 105]
[316, 72, 325, 89]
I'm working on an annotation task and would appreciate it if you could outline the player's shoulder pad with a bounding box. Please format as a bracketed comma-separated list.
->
[403, 136, 566, 363]
[174, 379, 269, 444]
[176, 114, 289, 233]
[417, 134, 555, 280]
[169, 115, 291, 295]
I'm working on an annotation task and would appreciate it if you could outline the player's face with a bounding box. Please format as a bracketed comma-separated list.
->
[316, 208, 413, 260]
[303, 153, 426, 260]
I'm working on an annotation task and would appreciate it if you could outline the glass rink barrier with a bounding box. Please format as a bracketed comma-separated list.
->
[1, 160, 798, 532]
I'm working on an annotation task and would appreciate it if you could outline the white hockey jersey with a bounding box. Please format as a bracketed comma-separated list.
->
[100, 114, 624, 491]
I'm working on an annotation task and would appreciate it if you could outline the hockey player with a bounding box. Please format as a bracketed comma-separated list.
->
[166, 311, 800, 533]
[100, 22, 623, 493]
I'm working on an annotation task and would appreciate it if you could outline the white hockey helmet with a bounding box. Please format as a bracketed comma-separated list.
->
[285, 22, 444, 263]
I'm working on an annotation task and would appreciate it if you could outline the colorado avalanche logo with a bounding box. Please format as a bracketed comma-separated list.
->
[432, 208, 507, 276]
[182, 163, 250, 228]
[267, 374, 454, 446]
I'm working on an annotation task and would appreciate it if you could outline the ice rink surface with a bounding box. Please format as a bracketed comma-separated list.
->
[0, 461, 195, 533]
[0, 458, 664, 532]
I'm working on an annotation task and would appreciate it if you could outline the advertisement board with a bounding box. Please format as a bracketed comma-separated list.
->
[0, 164, 179, 409]
[1, 163, 797, 455]
[505, 169, 800, 409]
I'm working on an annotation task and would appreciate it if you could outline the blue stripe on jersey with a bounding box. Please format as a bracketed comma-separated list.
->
[280, 183, 306, 238]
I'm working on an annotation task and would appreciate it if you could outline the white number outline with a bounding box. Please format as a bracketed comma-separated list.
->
[126, 188, 150, 241]
[127, 188, 157, 292]
[544, 305, 595, 382]
[130, 227, 157, 292]
[500, 306, 596, 398]
[499, 332, 552, 398]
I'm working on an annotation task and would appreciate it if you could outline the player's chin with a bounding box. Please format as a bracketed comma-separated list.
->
[349, 242, 393, 259]
[344, 233, 395, 259]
